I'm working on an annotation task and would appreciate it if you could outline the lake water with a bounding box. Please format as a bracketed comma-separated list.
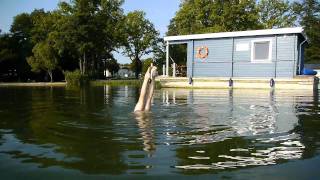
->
[0, 86, 319, 179]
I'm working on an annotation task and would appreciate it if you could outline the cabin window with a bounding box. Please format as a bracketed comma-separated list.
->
[251, 39, 272, 63]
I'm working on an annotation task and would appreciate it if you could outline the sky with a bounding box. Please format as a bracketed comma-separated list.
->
[0, 0, 180, 63]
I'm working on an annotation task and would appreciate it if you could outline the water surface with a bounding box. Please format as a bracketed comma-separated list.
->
[0, 86, 319, 179]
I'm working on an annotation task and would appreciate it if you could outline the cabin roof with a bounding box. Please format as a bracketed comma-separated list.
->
[164, 27, 306, 42]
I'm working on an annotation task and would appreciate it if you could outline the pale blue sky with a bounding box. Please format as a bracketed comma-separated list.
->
[0, 0, 180, 63]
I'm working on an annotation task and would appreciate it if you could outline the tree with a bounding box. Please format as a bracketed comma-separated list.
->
[105, 58, 120, 75]
[221, 0, 261, 31]
[10, 13, 33, 41]
[27, 41, 58, 82]
[167, 0, 261, 36]
[258, 0, 297, 29]
[30, 10, 75, 81]
[9, 9, 54, 81]
[142, 58, 154, 75]
[55, 0, 124, 76]
[152, 39, 166, 75]
[293, 0, 320, 63]
[122, 11, 159, 79]
[0, 33, 19, 80]
[10, 12, 34, 81]
[30, 10, 56, 44]
[1, 0, 127, 82]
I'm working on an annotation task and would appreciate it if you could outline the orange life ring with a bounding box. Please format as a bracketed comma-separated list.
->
[196, 46, 209, 59]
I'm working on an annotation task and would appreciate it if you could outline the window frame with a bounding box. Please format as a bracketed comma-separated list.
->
[251, 39, 273, 63]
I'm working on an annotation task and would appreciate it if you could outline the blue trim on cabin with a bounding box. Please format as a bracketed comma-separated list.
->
[231, 37, 235, 77]
[187, 40, 194, 77]
[274, 35, 278, 78]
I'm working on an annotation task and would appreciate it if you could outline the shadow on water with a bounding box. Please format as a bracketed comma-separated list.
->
[0, 85, 319, 178]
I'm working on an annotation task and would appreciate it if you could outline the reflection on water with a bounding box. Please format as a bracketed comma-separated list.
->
[0, 86, 319, 178]
[134, 112, 156, 154]
[159, 89, 316, 171]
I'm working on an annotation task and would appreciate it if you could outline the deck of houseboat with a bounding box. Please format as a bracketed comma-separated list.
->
[156, 76, 319, 90]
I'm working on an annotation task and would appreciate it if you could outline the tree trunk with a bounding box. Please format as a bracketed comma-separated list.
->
[48, 70, 53, 82]
[83, 52, 86, 75]
[79, 58, 83, 75]
[134, 58, 142, 79]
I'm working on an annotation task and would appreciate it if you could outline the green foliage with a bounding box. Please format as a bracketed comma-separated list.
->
[129, 58, 142, 78]
[30, 10, 59, 44]
[4, 0, 126, 81]
[142, 58, 153, 75]
[55, 0, 125, 75]
[27, 41, 58, 82]
[167, 0, 261, 36]
[0, 34, 19, 80]
[0, 47, 16, 63]
[64, 70, 88, 86]
[170, 43, 187, 65]
[152, 39, 166, 75]
[258, 0, 296, 29]
[105, 59, 120, 75]
[122, 11, 159, 78]
[10, 13, 33, 40]
[0, 34, 18, 63]
[9, 12, 36, 81]
[293, 0, 320, 63]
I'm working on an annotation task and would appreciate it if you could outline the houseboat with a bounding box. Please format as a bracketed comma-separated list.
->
[158, 27, 318, 90]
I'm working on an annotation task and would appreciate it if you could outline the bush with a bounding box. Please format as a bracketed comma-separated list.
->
[64, 70, 89, 86]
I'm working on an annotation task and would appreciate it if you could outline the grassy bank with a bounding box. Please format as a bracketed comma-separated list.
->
[91, 79, 162, 88]
[91, 79, 143, 86]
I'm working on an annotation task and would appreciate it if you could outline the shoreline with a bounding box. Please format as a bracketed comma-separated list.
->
[0, 80, 142, 87]
[0, 82, 67, 87]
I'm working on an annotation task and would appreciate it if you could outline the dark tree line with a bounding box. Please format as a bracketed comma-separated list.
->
[0, 0, 158, 82]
